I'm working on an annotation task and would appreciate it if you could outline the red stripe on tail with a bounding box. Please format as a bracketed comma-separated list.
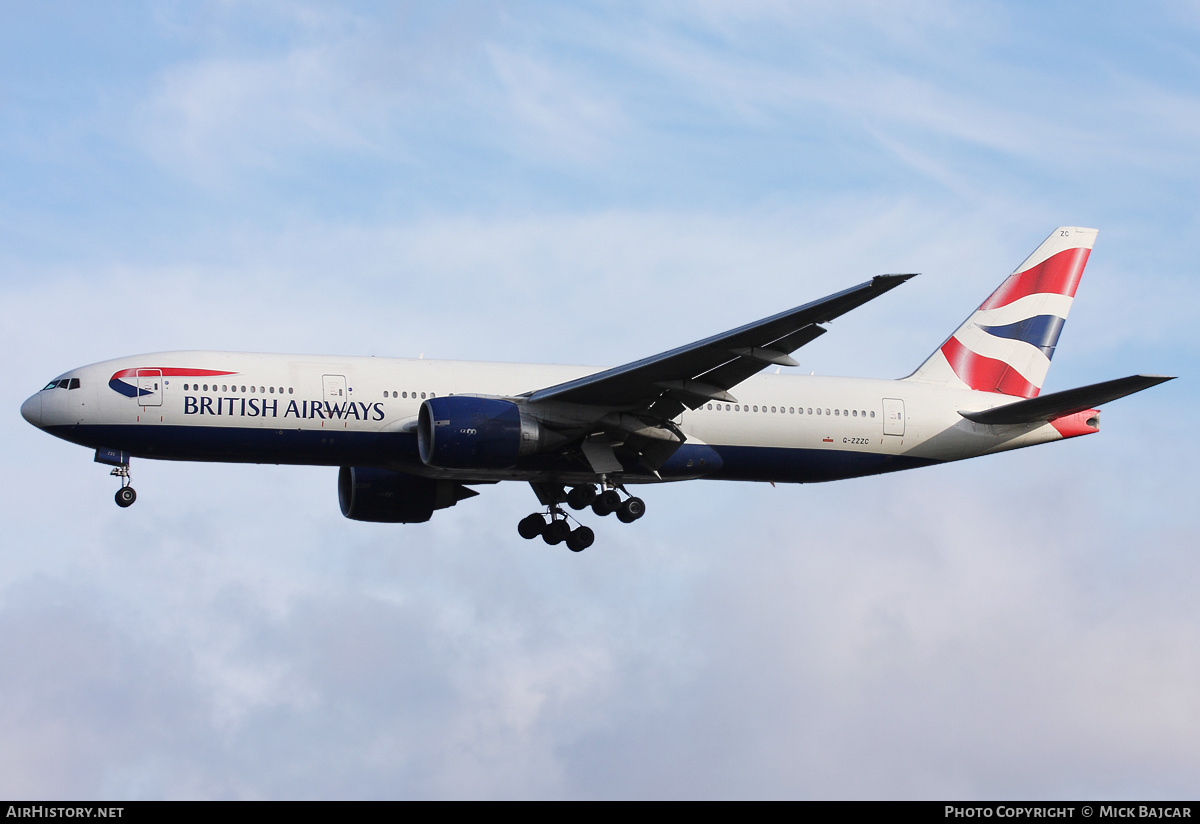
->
[941, 337, 1040, 398]
[979, 247, 1090, 310]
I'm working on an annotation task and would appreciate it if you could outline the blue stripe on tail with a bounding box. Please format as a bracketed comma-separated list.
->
[978, 315, 1066, 359]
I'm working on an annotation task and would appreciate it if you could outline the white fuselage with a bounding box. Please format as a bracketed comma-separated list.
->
[21, 350, 1086, 486]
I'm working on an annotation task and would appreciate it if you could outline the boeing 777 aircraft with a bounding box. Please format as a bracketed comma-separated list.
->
[21, 227, 1172, 551]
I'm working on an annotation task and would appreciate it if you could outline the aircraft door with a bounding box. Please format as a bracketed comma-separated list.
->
[882, 398, 905, 436]
[136, 369, 163, 407]
[322, 374, 347, 402]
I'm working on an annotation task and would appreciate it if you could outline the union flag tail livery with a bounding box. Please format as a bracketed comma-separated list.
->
[907, 227, 1098, 398]
[20, 227, 1172, 552]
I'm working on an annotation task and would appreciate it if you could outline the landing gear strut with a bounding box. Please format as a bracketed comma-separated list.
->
[518, 481, 645, 551]
[112, 465, 137, 508]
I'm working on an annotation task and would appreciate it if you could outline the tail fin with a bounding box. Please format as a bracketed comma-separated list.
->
[906, 226, 1098, 398]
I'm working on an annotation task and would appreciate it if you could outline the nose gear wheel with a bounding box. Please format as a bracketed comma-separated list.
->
[111, 464, 137, 508]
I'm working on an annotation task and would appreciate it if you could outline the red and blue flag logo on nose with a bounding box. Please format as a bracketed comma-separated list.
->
[109, 367, 237, 398]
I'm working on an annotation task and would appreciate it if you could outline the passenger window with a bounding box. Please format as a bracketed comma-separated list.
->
[817, 408, 821, 415]
[835, 409, 839, 416]
[421, 392, 426, 399]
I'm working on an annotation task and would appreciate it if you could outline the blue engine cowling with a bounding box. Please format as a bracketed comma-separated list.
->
[418, 396, 546, 469]
[338, 466, 478, 523]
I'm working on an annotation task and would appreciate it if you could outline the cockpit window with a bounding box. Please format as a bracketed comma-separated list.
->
[43, 381, 59, 391]
[68, 378, 80, 390]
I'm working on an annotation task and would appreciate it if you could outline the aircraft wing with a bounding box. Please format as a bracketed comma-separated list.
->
[525, 274, 915, 418]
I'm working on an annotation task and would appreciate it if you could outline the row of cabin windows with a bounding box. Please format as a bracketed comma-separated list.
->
[183, 384, 293, 394]
[384, 391, 436, 399]
[43, 378, 81, 390]
[705, 402, 875, 418]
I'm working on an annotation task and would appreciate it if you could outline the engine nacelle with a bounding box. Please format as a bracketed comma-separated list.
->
[418, 395, 550, 470]
[338, 466, 477, 523]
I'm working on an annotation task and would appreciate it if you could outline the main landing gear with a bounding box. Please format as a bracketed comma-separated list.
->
[518, 510, 595, 552]
[112, 465, 137, 508]
[518, 482, 645, 552]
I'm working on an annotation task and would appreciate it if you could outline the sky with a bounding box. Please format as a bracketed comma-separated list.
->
[1, 0, 1197, 800]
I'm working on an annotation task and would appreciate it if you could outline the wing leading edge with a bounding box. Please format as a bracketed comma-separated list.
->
[525, 273, 916, 419]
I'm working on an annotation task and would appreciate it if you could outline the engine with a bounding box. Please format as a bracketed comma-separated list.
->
[418, 396, 552, 469]
[338, 466, 477, 523]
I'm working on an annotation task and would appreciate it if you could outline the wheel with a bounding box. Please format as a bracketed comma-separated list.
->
[115, 487, 137, 508]
[566, 526, 595, 552]
[592, 489, 621, 516]
[617, 496, 645, 523]
[518, 513, 546, 540]
[543, 519, 571, 545]
[566, 485, 597, 510]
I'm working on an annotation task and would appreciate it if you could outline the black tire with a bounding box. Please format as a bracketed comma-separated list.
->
[617, 496, 645, 523]
[543, 519, 571, 545]
[566, 485, 597, 510]
[518, 514, 545, 540]
[566, 526, 595, 552]
[115, 487, 137, 508]
[592, 490, 621, 516]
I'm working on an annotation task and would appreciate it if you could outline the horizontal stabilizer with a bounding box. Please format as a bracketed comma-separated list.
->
[959, 374, 1175, 425]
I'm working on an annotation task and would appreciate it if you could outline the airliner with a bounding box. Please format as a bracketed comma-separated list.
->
[21, 227, 1172, 551]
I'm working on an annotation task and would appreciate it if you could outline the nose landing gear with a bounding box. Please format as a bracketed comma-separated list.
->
[111, 465, 136, 508]
[96, 449, 137, 509]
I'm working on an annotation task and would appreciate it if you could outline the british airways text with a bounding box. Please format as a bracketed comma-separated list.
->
[182, 396, 386, 421]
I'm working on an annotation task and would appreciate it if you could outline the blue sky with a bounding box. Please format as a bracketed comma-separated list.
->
[1, 1, 1197, 799]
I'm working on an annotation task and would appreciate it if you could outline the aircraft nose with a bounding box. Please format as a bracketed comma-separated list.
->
[20, 393, 42, 428]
